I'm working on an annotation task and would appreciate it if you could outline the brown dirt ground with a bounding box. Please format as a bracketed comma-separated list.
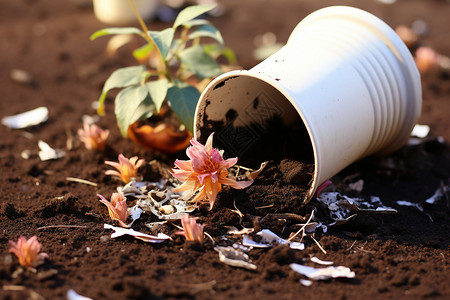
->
[1, 0, 450, 299]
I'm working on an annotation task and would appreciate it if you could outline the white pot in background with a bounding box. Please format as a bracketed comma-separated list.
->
[194, 6, 422, 203]
[93, 0, 159, 25]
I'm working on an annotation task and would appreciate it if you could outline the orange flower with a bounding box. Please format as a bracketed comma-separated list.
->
[176, 214, 204, 243]
[98, 193, 130, 228]
[171, 133, 253, 210]
[415, 46, 441, 74]
[78, 122, 109, 151]
[9, 236, 48, 268]
[105, 154, 145, 183]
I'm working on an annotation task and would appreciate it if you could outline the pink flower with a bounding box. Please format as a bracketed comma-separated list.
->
[171, 133, 253, 210]
[98, 193, 130, 228]
[176, 214, 204, 243]
[105, 154, 145, 183]
[78, 122, 109, 151]
[9, 236, 48, 268]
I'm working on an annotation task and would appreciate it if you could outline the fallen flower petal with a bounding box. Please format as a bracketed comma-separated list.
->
[104, 224, 170, 243]
[1, 106, 48, 129]
[105, 154, 145, 183]
[78, 121, 109, 151]
[98, 193, 130, 228]
[176, 214, 205, 243]
[9, 236, 48, 268]
[171, 133, 253, 210]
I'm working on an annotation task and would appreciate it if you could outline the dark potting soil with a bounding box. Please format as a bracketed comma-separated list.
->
[1, 1, 450, 300]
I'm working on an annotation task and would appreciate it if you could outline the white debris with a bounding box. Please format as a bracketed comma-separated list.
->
[128, 205, 143, 225]
[215, 246, 257, 270]
[2, 107, 48, 129]
[290, 263, 355, 280]
[38, 140, 66, 161]
[243, 229, 305, 250]
[300, 279, 313, 286]
[348, 179, 364, 192]
[67, 289, 93, 300]
[317, 192, 397, 226]
[104, 224, 170, 243]
[411, 124, 430, 138]
[425, 183, 448, 205]
[311, 257, 334, 266]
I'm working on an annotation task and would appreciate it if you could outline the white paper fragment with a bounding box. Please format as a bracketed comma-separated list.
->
[215, 246, 257, 270]
[290, 242, 305, 250]
[317, 192, 397, 226]
[119, 180, 147, 198]
[104, 224, 170, 243]
[411, 124, 430, 138]
[67, 289, 93, 300]
[128, 205, 143, 225]
[225, 226, 254, 235]
[311, 257, 334, 266]
[38, 140, 66, 161]
[290, 263, 355, 280]
[2, 107, 48, 129]
[425, 184, 448, 205]
[348, 179, 364, 192]
[243, 229, 288, 248]
[300, 279, 313, 286]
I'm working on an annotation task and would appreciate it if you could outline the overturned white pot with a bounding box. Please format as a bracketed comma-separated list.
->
[194, 6, 422, 203]
[93, 0, 159, 25]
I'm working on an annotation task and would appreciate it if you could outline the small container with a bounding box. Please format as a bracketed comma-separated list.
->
[193, 6, 422, 203]
[93, 0, 159, 25]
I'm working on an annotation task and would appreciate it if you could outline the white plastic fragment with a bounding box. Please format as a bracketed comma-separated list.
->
[104, 224, 170, 243]
[2, 107, 48, 129]
[215, 246, 257, 270]
[311, 257, 334, 265]
[243, 229, 305, 250]
[411, 124, 430, 138]
[38, 140, 66, 161]
[67, 289, 93, 300]
[290, 263, 355, 280]
[317, 192, 397, 226]
[290, 242, 305, 250]
[300, 279, 313, 286]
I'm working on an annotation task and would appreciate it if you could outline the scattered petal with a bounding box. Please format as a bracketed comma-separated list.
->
[176, 214, 205, 243]
[311, 257, 334, 266]
[2, 107, 48, 129]
[78, 121, 109, 151]
[67, 289, 94, 300]
[215, 246, 257, 270]
[104, 224, 170, 243]
[105, 154, 145, 184]
[38, 140, 66, 161]
[290, 263, 355, 280]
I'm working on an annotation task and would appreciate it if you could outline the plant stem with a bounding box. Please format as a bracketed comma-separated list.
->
[127, 0, 166, 75]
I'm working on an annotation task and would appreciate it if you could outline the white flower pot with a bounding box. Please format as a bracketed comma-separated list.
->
[193, 6, 422, 203]
[93, 0, 159, 25]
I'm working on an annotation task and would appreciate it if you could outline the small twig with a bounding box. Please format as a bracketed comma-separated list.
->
[347, 240, 357, 251]
[204, 232, 215, 246]
[37, 225, 89, 230]
[66, 177, 97, 186]
[254, 203, 274, 209]
[310, 235, 327, 254]
[287, 210, 314, 242]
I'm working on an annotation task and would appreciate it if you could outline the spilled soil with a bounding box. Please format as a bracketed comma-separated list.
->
[1, 0, 450, 299]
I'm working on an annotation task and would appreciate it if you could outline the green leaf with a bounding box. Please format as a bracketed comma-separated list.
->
[173, 4, 216, 29]
[183, 19, 211, 28]
[145, 79, 168, 112]
[132, 43, 153, 61]
[114, 85, 151, 136]
[97, 65, 147, 115]
[203, 44, 237, 64]
[178, 45, 222, 79]
[188, 24, 224, 45]
[148, 28, 175, 59]
[90, 27, 143, 40]
[166, 81, 200, 132]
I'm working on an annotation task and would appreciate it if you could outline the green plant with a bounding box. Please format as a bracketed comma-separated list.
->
[91, 2, 235, 137]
